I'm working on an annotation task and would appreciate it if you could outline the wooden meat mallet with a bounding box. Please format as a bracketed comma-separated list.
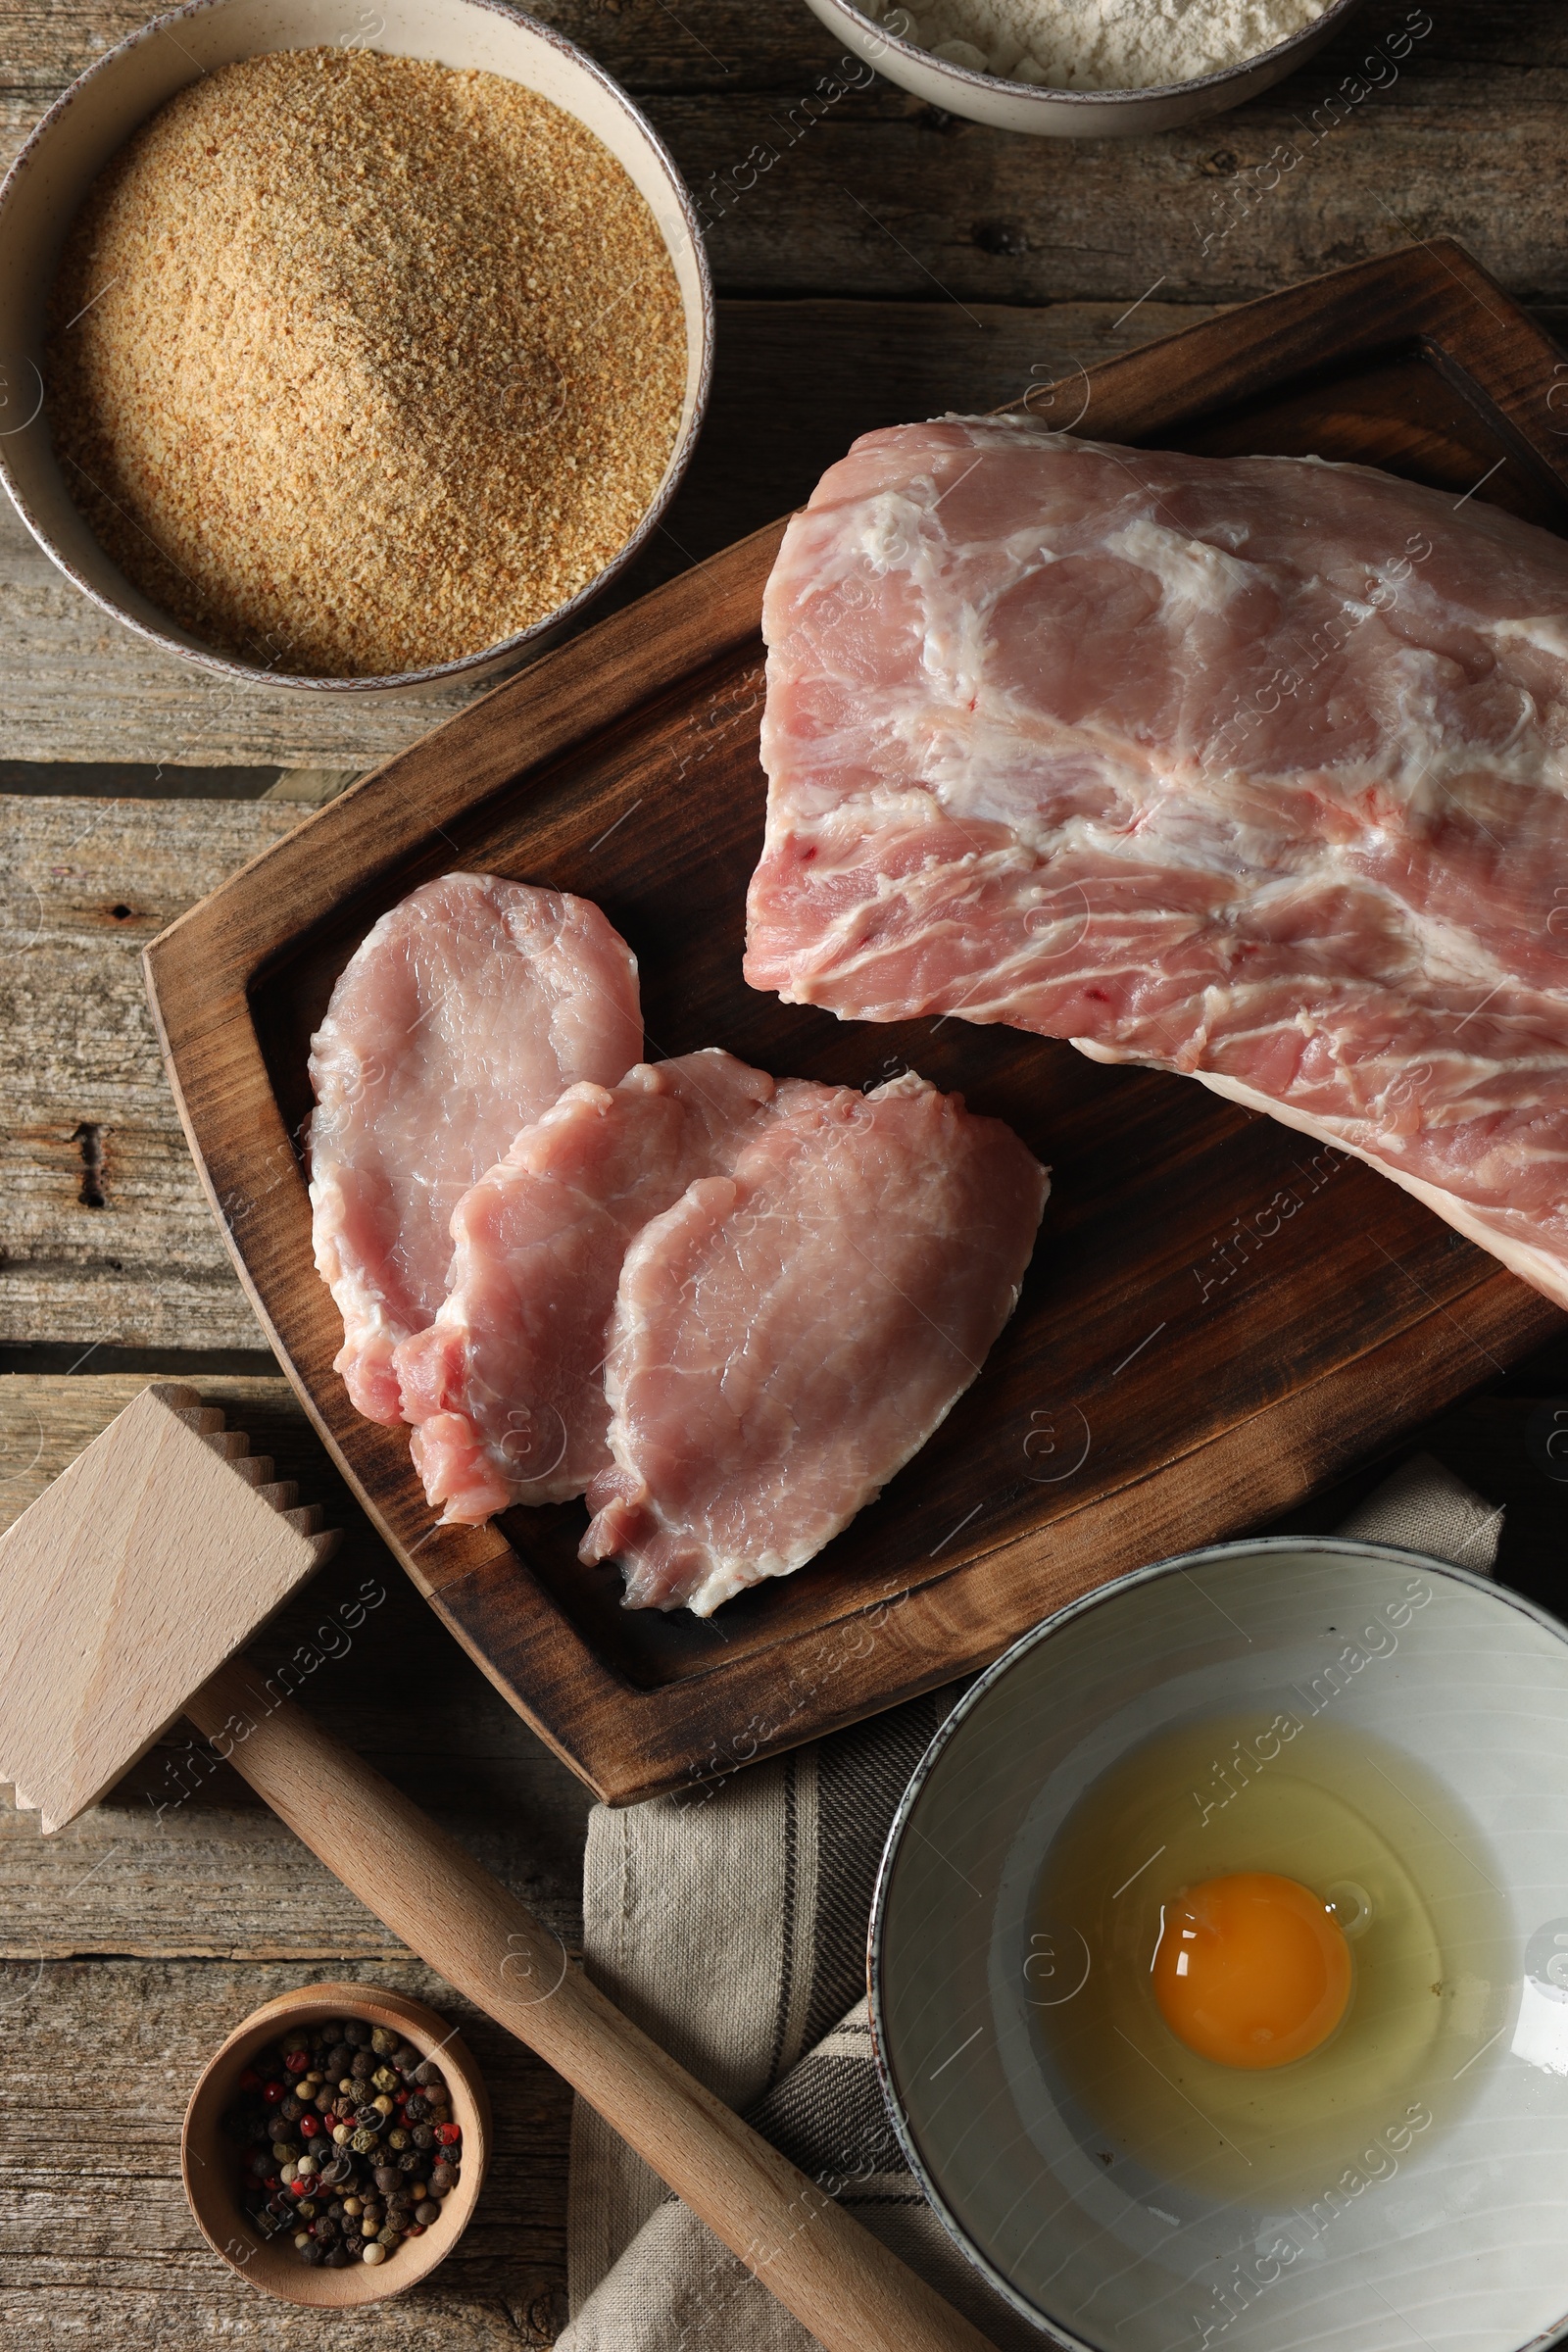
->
[0, 1384, 999, 2352]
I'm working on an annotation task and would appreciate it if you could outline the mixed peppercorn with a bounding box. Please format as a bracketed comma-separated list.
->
[223, 2015, 465, 2268]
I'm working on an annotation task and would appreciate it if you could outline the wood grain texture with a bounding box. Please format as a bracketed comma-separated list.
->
[2, 3, 1565, 312]
[0, 1956, 572, 2348]
[145, 244, 1568, 1807]
[640, 14, 1568, 310]
[0, 1382, 339, 1830]
[0, 793, 300, 1348]
[184, 1653, 1001, 2352]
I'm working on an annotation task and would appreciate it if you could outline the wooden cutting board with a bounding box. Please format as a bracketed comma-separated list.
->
[146, 240, 1568, 1806]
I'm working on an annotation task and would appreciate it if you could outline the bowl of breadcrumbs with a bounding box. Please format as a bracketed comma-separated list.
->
[0, 0, 712, 690]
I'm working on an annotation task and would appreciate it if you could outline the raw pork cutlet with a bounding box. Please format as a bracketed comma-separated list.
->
[308, 871, 641, 1426]
[394, 1050, 780, 1521]
[579, 1071, 1048, 1615]
[745, 417, 1568, 1310]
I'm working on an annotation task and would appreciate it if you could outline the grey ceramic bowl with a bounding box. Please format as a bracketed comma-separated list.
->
[0, 0, 713, 697]
[806, 0, 1368, 136]
[870, 1536, 1568, 2352]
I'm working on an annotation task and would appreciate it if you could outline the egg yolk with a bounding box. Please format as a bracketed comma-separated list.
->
[1151, 1872, 1351, 2069]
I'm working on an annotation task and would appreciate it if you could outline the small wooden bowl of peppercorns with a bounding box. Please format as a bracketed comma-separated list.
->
[182, 1981, 490, 2305]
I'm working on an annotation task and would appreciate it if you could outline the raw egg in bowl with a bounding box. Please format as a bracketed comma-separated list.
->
[869, 1538, 1568, 2352]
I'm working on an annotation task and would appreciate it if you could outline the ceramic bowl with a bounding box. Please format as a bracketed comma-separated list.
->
[870, 1537, 1568, 2352]
[182, 1980, 490, 2306]
[805, 0, 1367, 136]
[0, 0, 713, 696]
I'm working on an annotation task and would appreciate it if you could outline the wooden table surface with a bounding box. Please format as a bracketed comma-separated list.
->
[4, 2, 1568, 2343]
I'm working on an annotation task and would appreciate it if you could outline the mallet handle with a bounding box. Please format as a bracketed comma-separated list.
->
[188, 1656, 996, 2352]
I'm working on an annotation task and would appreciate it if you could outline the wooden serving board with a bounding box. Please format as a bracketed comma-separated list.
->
[147, 241, 1568, 1806]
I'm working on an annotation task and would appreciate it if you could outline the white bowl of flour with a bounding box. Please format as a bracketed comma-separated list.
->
[808, 0, 1368, 135]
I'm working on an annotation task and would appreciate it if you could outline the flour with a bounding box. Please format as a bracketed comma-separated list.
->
[862, 0, 1332, 91]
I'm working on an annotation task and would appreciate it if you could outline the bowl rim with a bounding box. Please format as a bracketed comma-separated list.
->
[181, 1977, 491, 2307]
[0, 0, 716, 694]
[824, 0, 1366, 106]
[866, 1533, 1568, 2352]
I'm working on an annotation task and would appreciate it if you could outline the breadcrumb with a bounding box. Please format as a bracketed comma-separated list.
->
[45, 48, 688, 677]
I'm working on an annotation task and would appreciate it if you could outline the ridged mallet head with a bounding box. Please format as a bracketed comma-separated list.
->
[0, 1382, 337, 1832]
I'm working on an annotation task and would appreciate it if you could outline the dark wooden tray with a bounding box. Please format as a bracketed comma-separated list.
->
[147, 239, 1568, 1805]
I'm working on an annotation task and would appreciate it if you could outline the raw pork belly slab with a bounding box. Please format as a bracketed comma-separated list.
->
[745, 418, 1568, 1311]
[579, 1071, 1048, 1615]
[308, 872, 642, 1425]
[395, 1050, 780, 1522]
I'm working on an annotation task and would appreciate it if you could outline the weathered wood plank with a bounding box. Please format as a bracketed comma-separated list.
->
[0, 487, 482, 766]
[648, 12, 1568, 310]
[1, 796, 296, 1347]
[0, 1956, 570, 2346]
[4, 4, 1567, 308]
[0, 295, 1216, 763]
[599, 297, 1228, 566]
[0, 1377, 596, 1952]
[3, 0, 1565, 122]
